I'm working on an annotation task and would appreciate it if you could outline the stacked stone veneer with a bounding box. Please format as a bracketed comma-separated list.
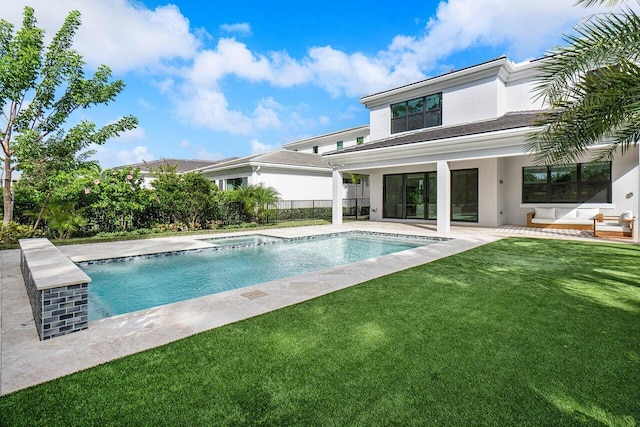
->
[19, 238, 91, 340]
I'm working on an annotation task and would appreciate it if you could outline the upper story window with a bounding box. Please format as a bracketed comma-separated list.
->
[356, 136, 364, 145]
[391, 93, 442, 134]
[312, 145, 319, 154]
[336, 141, 343, 150]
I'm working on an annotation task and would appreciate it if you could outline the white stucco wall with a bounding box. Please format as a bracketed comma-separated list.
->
[442, 76, 500, 127]
[255, 169, 333, 200]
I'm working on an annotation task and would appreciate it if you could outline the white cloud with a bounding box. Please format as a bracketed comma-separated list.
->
[110, 125, 146, 144]
[4, 0, 199, 73]
[193, 147, 225, 160]
[250, 139, 277, 154]
[90, 144, 155, 168]
[180, 140, 192, 149]
[220, 22, 252, 35]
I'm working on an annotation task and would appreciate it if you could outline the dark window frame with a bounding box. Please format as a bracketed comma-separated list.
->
[383, 169, 476, 222]
[391, 92, 442, 134]
[312, 145, 318, 154]
[336, 141, 343, 150]
[522, 162, 612, 203]
[450, 168, 479, 223]
[356, 136, 364, 145]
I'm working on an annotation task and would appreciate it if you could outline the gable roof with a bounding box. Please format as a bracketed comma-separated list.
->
[323, 111, 544, 156]
[118, 157, 237, 173]
[196, 150, 331, 172]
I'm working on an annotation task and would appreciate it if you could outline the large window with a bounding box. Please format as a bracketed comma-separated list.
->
[391, 93, 442, 134]
[383, 169, 476, 222]
[522, 162, 611, 203]
[451, 169, 478, 222]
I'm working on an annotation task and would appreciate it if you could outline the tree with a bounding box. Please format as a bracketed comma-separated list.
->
[528, 0, 640, 164]
[0, 7, 137, 225]
[230, 184, 280, 224]
[151, 166, 218, 230]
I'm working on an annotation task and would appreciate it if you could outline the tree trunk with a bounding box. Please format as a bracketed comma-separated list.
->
[2, 155, 13, 226]
[33, 192, 52, 231]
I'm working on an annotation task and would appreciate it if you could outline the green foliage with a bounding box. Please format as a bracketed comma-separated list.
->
[0, 6, 137, 224]
[41, 202, 87, 239]
[85, 168, 154, 232]
[151, 166, 218, 231]
[529, 0, 640, 163]
[229, 184, 280, 224]
[0, 221, 38, 243]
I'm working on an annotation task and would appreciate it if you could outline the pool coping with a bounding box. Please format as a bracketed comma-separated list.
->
[1, 222, 501, 395]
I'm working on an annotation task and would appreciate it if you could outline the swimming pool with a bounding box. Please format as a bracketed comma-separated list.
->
[80, 232, 441, 320]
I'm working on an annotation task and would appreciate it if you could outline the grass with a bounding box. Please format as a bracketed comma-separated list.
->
[1, 237, 639, 426]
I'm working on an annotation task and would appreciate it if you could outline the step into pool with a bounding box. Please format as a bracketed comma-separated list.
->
[79, 232, 444, 320]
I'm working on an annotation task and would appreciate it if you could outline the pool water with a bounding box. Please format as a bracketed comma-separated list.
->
[82, 233, 436, 320]
[199, 234, 283, 246]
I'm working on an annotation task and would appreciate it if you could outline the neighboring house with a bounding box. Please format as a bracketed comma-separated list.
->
[194, 150, 335, 200]
[117, 158, 236, 188]
[195, 126, 371, 201]
[282, 125, 369, 155]
[323, 56, 639, 236]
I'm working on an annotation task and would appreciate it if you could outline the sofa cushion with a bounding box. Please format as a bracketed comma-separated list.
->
[535, 207, 556, 219]
[556, 208, 577, 219]
[531, 218, 592, 226]
[576, 208, 599, 219]
[620, 210, 633, 221]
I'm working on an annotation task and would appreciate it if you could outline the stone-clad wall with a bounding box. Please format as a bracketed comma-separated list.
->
[19, 239, 91, 340]
[41, 284, 89, 339]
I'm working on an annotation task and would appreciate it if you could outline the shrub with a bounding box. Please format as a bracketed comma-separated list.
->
[0, 222, 39, 243]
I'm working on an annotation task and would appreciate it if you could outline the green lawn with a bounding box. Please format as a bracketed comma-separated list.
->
[1, 238, 639, 426]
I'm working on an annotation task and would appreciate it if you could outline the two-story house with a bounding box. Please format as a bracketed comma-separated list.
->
[324, 56, 639, 235]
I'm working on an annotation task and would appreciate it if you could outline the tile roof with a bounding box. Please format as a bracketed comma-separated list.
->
[324, 111, 543, 156]
[118, 157, 237, 173]
[206, 150, 331, 170]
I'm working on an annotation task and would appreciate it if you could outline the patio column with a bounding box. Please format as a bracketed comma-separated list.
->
[332, 167, 343, 225]
[437, 160, 451, 233]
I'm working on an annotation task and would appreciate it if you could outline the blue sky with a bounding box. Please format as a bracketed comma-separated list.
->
[2, 0, 620, 167]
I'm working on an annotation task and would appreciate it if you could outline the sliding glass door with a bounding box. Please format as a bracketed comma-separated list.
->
[383, 169, 477, 222]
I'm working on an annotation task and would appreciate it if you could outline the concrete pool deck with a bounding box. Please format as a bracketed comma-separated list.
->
[0, 221, 617, 394]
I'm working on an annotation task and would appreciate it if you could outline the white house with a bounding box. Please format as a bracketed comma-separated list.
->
[196, 126, 371, 201]
[324, 56, 639, 239]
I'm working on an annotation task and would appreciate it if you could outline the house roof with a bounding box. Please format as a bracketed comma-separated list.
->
[282, 125, 370, 148]
[360, 56, 508, 102]
[323, 111, 544, 156]
[197, 150, 331, 172]
[118, 157, 237, 173]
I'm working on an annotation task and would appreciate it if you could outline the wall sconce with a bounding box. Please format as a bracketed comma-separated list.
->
[499, 179, 504, 184]
[626, 192, 633, 199]
[371, 208, 377, 212]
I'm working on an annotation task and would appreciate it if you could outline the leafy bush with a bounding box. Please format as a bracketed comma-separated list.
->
[0, 222, 39, 243]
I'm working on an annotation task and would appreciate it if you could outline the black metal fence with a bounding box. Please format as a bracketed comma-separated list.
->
[264, 198, 370, 223]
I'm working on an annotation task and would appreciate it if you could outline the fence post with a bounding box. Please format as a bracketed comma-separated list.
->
[355, 198, 359, 219]
[312, 200, 315, 220]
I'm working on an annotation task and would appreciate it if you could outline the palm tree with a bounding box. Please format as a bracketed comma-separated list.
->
[528, 0, 640, 164]
[231, 184, 280, 224]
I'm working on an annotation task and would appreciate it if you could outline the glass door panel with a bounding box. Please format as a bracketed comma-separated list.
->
[383, 175, 404, 218]
[405, 174, 425, 219]
[427, 172, 437, 220]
